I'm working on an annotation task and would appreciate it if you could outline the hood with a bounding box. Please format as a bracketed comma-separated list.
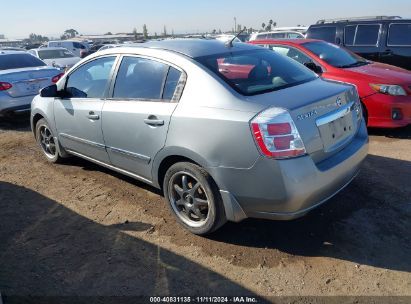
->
[346, 62, 411, 85]
[43, 57, 81, 68]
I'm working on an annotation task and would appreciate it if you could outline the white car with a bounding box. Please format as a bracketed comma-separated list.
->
[98, 44, 121, 51]
[47, 41, 89, 58]
[29, 48, 81, 71]
[249, 31, 305, 41]
[215, 35, 242, 43]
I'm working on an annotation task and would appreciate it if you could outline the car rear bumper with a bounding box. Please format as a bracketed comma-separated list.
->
[364, 94, 411, 128]
[210, 120, 369, 222]
[0, 94, 36, 116]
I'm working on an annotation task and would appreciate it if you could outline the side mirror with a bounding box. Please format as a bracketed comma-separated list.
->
[304, 62, 323, 74]
[40, 84, 59, 98]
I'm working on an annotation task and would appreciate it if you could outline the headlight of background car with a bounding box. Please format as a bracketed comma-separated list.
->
[369, 84, 407, 96]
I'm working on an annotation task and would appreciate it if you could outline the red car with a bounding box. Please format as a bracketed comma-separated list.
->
[249, 39, 411, 128]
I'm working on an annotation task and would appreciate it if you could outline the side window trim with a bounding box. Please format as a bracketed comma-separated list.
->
[107, 54, 186, 103]
[345, 23, 382, 47]
[387, 22, 411, 47]
[62, 55, 119, 99]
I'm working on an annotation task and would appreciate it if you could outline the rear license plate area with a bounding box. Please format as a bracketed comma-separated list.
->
[318, 114, 355, 153]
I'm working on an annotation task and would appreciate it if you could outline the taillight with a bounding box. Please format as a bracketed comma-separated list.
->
[251, 108, 306, 159]
[52, 73, 64, 83]
[0, 82, 12, 91]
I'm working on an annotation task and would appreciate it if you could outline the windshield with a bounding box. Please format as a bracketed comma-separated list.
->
[303, 41, 369, 68]
[0, 54, 46, 71]
[195, 49, 317, 95]
[38, 49, 75, 60]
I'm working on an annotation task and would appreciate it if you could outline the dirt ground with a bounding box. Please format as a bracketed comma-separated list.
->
[0, 116, 410, 303]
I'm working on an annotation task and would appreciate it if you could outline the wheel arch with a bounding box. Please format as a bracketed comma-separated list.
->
[153, 147, 210, 190]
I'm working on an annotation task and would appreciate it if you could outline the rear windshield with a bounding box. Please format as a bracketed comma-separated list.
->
[38, 49, 75, 59]
[303, 41, 368, 68]
[195, 49, 317, 96]
[0, 53, 46, 71]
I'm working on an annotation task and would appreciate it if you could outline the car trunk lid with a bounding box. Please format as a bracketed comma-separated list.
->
[0, 66, 59, 98]
[246, 78, 361, 163]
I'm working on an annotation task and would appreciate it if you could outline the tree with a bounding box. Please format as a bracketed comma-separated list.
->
[143, 24, 148, 39]
[63, 29, 78, 39]
[28, 33, 49, 43]
[212, 29, 217, 34]
[262, 23, 266, 30]
[133, 27, 138, 40]
[105, 32, 112, 35]
[237, 24, 242, 32]
[163, 25, 167, 37]
[218, 29, 222, 34]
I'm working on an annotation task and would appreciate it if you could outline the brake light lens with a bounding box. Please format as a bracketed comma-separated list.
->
[251, 108, 306, 159]
[0, 82, 12, 91]
[52, 73, 64, 84]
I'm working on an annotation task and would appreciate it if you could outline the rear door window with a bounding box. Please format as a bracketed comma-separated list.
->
[113, 56, 168, 100]
[354, 24, 381, 46]
[307, 26, 337, 43]
[388, 23, 411, 46]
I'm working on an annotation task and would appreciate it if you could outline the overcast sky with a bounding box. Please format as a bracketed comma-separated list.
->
[2, 0, 411, 39]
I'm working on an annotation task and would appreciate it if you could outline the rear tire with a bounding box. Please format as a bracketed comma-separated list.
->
[163, 162, 227, 235]
[35, 118, 62, 163]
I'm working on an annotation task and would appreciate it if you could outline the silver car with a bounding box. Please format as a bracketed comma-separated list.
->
[28, 47, 81, 71]
[30, 40, 368, 235]
[0, 51, 62, 116]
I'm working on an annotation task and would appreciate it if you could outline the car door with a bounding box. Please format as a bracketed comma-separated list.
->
[384, 22, 411, 70]
[54, 55, 117, 163]
[102, 55, 185, 181]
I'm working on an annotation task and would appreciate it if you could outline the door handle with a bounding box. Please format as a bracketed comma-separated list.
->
[144, 116, 164, 126]
[87, 111, 100, 120]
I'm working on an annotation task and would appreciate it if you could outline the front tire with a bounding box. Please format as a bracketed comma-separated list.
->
[163, 162, 227, 235]
[35, 118, 61, 163]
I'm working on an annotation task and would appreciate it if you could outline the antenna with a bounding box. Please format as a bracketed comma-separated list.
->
[226, 26, 247, 48]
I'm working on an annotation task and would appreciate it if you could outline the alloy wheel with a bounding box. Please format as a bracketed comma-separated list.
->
[39, 125, 57, 159]
[168, 172, 210, 228]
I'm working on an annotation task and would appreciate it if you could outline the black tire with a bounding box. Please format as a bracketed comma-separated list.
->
[163, 162, 227, 235]
[35, 118, 62, 163]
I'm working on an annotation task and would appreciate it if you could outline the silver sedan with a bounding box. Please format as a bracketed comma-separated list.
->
[31, 40, 368, 235]
[0, 51, 62, 116]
